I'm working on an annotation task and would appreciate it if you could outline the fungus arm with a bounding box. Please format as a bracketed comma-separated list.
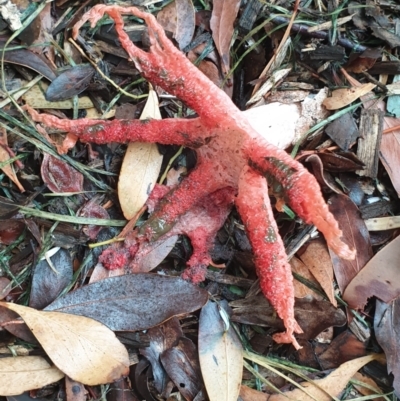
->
[244, 138, 356, 260]
[24, 106, 209, 148]
[236, 166, 302, 350]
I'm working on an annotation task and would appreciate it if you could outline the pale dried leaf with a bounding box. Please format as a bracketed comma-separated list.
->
[0, 356, 64, 396]
[243, 352, 381, 401]
[118, 86, 163, 219]
[199, 301, 243, 401]
[0, 146, 24, 192]
[322, 83, 376, 110]
[1, 302, 129, 386]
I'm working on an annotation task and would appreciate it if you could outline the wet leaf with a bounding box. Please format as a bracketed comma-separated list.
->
[290, 256, 322, 299]
[199, 300, 242, 401]
[343, 235, 400, 309]
[299, 240, 336, 306]
[374, 299, 400, 398]
[41, 153, 84, 193]
[322, 83, 376, 110]
[118, 86, 163, 219]
[141, 317, 183, 393]
[210, 0, 241, 77]
[29, 248, 73, 310]
[45, 274, 208, 331]
[45, 64, 95, 102]
[1, 302, 129, 385]
[328, 193, 373, 294]
[0, 356, 64, 396]
[231, 295, 346, 340]
[0, 43, 56, 81]
[161, 337, 202, 401]
[0, 277, 11, 300]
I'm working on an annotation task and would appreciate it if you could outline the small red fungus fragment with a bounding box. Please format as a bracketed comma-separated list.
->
[25, 5, 356, 348]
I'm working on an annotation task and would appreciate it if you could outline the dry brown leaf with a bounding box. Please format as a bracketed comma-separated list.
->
[0, 356, 64, 396]
[210, 0, 241, 77]
[0, 145, 24, 192]
[1, 302, 129, 386]
[322, 83, 376, 110]
[343, 235, 400, 309]
[299, 240, 336, 306]
[199, 301, 243, 401]
[118, 86, 163, 219]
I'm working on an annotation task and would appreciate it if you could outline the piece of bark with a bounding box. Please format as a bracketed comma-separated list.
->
[356, 109, 383, 178]
[325, 112, 359, 150]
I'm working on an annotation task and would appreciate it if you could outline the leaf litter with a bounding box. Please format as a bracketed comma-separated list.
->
[0, 0, 399, 399]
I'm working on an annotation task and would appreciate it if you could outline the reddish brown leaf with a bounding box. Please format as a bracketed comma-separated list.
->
[328, 193, 373, 294]
[343, 235, 400, 309]
[65, 376, 87, 401]
[317, 331, 367, 370]
[374, 299, 400, 398]
[41, 153, 84, 193]
[77, 197, 110, 240]
[0, 220, 25, 245]
[210, 0, 241, 77]
[45, 274, 208, 331]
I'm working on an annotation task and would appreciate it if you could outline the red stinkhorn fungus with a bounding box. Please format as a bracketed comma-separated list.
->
[25, 5, 356, 349]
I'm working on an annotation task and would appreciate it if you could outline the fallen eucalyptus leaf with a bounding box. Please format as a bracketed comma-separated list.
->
[1, 302, 129, 386]
[46, 274, 208, 331]
[0, 356, 64, 396]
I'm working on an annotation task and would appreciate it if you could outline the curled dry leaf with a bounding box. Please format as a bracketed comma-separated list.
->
[343, 235, 400, 309]
[0, 145, 24, 192]
[41, 153, 84, 193]
[118, 86, 163, 219]
[322, 83, 376, 110]
[199, 301, 243, 401]
[46, 274, 209, 331]
[0, 356, 64, 396]
[0, 302, 129, 386]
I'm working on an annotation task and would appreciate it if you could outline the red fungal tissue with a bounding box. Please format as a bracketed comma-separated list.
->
[25, 5, 355, 349]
